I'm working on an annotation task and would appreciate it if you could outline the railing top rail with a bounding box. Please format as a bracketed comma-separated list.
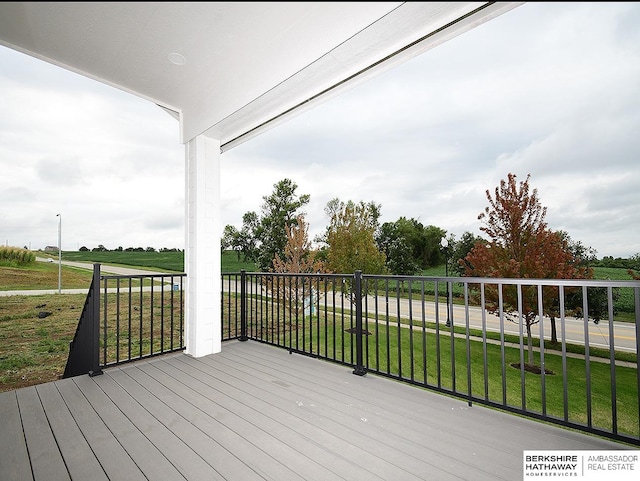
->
[364, 274, 640, 288]
[234, 271, 351, 280]
[226, 271, 640, 288]
[101, 272, 186, 281]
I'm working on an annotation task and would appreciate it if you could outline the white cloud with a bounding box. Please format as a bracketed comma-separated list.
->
[1, 2, 639, 258]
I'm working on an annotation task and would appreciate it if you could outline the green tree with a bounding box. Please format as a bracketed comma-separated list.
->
[256, 179, 310, 271]
[377, 217, 446, 272]
[450, 231, 485, 276]
[224, 178, 309, 270]
[377, 219, 420, 275]
[221, 225, 238, 253]
[322, 198, 387, 276]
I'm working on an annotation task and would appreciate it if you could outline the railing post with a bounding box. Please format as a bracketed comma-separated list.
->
[240, 269, 248, 341]
[89, 263, 102, 376]
[353, 270, 366, 376]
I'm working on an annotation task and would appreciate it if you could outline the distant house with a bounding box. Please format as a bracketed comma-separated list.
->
[44, 246, 59, 253]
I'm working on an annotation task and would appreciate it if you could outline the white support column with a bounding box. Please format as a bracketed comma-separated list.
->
[184, 135, 221, 357]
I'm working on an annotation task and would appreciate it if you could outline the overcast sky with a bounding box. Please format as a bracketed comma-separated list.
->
[1, 2, 639, 259]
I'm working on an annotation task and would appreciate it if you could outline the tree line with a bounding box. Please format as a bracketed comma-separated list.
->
[77, 245, 182, 253]
[223, 174, 639, 369]
[221, 178, 480, 276]
[221, 175, 624, 279]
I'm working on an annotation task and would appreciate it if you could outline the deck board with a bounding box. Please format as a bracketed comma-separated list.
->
[15, 386, 69, 481]
[1, 340, 632, 481]
[0, 391, 32, 480]
[55, 376, 148, 481]
[35, 382, 108, 481]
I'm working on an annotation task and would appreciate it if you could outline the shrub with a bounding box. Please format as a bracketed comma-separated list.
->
[0, 246, 36, 266]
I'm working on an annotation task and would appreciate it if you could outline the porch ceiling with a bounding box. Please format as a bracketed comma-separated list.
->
[0, 2, 521, 151]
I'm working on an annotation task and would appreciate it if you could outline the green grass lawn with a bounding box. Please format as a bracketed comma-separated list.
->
[58, 249, 257, 273]
[0, 261, 94, 290]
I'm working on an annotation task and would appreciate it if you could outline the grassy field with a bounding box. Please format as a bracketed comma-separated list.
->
[59, 249, 257, 273]
[1, 259, 94, 290]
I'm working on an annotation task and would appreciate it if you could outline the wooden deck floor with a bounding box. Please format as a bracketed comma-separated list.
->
[0, 340, 630, 481]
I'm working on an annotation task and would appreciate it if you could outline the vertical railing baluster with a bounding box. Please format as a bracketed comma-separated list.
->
[160, 276, 165, 353]
[103, 271, 108, 366]
[396, 280, 402, 379]
[464, 283, 472, 406]
[583, 286, 593, 428]
[91, 264, 102, 376]
[448, 278, 455, 392]
[607, 286, 617, 435]
[128, 277, 132, 360]
[435, 279, 441, 388]
[421, 280, 427, 386]
[481, 282, 489, 401]
[517, 284, 525, 411]
[353, 270, 365, 376]
[408, 278, 414, 382]
[240, 270, 247, 341]
[116, 277, 120, 364]
[499, 284, 507, 407]
[537, 284, 546, 416]
[139, 278, 143, 358]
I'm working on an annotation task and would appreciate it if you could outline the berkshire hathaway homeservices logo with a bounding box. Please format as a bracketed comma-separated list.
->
[523, 451, 639, 480]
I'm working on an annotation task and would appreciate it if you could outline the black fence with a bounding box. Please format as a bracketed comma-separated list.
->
[64, 264, 186, 376]
[225, 270, 640, 446]
[65, 266, 640, 446]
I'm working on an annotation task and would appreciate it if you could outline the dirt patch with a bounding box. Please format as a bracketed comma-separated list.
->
[510, 363, 555, 375]
[344, 327, 372, 335]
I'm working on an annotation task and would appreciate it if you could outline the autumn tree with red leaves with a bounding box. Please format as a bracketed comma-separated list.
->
[463, 173, 592, 367]
[268, 214, 326, 321]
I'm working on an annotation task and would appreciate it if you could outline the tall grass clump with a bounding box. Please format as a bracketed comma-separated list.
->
[0, 246, 36, 266]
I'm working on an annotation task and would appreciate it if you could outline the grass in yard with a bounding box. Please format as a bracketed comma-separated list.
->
[0, 262, 93, 290]
[100, 290, 185, 366]
[0, 293, 88, 391]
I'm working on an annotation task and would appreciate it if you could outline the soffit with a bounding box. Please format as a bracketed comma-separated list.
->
[0, 2, 522, 149]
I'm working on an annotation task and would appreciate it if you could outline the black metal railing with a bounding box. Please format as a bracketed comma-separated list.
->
[225, 270, 640, 446]
[66, 266, 640, 446]
[63, 264, 186, 376]
[63, 264, 102, 378]
[99, 270, 186, 368]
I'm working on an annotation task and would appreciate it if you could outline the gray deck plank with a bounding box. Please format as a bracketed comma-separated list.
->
[206, 341, 626, 479]
[204, 344, 486, 477]
[179, 348, 455, 481]
[149, 355, 358, 481]
[54, 377, 148, 481]
[74, 374, 193, 481]
[0, 390, 33, 481]
[118, 361, 302, 481]
[15, 386, 69, 481]
[35, 382, 108, 481]
[3, 340, 633, 481]
[216, 341, 616, 477]
[106, 366, 268, 481]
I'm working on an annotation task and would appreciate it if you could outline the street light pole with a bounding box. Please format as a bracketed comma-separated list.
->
[440, 237, 451, 327]
[57, 213, 61, 294]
